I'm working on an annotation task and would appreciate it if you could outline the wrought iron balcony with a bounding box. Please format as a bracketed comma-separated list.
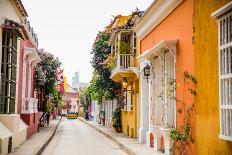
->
[21, 98, 38, 114]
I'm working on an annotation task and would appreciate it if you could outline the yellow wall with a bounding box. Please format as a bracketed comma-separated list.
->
[194, 0, 232, 154]
[121, 80, 139, 138]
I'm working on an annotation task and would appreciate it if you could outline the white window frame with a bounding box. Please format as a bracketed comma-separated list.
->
[123, 85, 133, 112]
[212, 2, 232, 141]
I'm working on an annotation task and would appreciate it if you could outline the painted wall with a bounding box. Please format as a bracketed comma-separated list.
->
[140, 0, 195, 153]
[21, 113, 39, 138]
[18, 39, 39, 138]
[0, 0, 21, 24]
[121, 80, 139, 138]
[17, 40, 35, 113]
[194, 0, 232, 154]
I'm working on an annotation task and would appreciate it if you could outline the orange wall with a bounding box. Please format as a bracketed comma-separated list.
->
[140, 0, 195, 154]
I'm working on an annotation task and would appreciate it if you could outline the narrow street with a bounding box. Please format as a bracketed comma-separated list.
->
[41, 119, 127, 155]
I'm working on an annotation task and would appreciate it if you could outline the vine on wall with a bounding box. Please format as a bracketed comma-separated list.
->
[169, 71, 197, 155]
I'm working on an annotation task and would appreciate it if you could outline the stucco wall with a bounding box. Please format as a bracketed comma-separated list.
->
[0, 0, 20, 24]
[121, 80, 139, 138]
[194, 0, 232, 154]
[140, 0, 195, 153]
[21, 113, 39, 138]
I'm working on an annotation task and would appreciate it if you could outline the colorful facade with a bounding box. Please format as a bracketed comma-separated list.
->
[109, 14, 143, 138]
[0, 0, 29, 154]
[18, 17, 41, 138]
[62, 77, 79, 114]
[134, 0, 232, 154]
[135, 0, 195, 154]
[194, 0, 232, 154]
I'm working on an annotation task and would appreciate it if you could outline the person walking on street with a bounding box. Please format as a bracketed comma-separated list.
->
[46, 112, 51, 126]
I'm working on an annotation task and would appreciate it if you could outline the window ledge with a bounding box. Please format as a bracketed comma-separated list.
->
[211, 1, 232, 18]
[219, 134, 232, 141]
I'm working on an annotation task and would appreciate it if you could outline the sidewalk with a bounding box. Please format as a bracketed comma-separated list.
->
[10, 116, 61, 155]
[78, 117, 164, 155]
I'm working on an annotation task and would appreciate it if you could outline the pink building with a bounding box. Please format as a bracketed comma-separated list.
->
[17, 18, 41, 138]
[62, 84, 79, 113]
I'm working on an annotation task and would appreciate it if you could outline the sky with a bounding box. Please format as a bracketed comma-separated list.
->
[21, 0, 153, 85]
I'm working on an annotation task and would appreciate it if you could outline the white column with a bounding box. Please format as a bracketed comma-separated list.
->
[22, 58, 26, 98]
[27, 63, 32, 98]
[15, 38, 20, 113]
[139, 61, 150, 144]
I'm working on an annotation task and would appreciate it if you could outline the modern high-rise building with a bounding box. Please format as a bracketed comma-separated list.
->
[72, 72, 79, 88]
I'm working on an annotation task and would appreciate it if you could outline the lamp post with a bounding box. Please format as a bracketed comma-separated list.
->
[143, 64, 151, 82]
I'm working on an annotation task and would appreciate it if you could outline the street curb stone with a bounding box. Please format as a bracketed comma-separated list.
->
[34, 118, 61, 155]
[78, 118, 136, 155]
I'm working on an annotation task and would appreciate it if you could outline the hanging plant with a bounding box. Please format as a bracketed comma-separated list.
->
[117, 41, 131, 54]
[104, 53, 117, 70]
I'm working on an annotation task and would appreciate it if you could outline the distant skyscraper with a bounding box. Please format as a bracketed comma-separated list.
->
[72, 72, 79, 88]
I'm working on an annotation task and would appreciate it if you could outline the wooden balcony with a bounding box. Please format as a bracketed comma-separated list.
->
[110, 54, 139, 82]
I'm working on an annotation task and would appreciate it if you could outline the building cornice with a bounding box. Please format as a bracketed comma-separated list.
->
[137, 40, 178, 62]
[10, 0, 28, 18]
[134, 0, 183, 40]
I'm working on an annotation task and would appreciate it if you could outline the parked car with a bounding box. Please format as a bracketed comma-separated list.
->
[67, 112, 78, 119]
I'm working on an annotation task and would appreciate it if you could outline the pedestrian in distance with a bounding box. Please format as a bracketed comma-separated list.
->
[46, 112, 51, 126]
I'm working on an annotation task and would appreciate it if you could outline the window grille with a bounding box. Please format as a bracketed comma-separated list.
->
[0, 29, 18, 114]
[218, 11, 232, 141]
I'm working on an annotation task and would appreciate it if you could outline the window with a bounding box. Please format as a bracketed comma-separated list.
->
[0, 29, 18, 114]
[152, 50, 175, 127]
[123, 85, 133, 111]
[218, 10, 232, 140]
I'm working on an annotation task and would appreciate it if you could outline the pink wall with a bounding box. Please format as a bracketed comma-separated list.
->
[18, 39, 39, 138]
[21, 113, 39, 138]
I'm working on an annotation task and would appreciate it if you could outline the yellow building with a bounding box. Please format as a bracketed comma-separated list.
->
[194, 0, 232, 154]
[108, 13, 143, 138]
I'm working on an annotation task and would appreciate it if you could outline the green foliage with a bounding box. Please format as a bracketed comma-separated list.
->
[35, 50, 63, 111]
[36, 50, 62, 95]
[52, 89, 63, 108]
[79, 87, 92, 106]
[104, 54, 116, 70]
[89, 32, 120, 103]
[167, 71, 197, 154]
[112, 107, 121, 131]
[34, 66, 45, 90]
[117, 41, 130, 54]
[170, 125, 194, 144]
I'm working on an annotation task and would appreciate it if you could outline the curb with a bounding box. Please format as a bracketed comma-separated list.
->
[78, 118, 136, 155]
[34, 118, 61, 155]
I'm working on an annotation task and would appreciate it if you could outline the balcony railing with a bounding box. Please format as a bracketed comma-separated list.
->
[112, 54, 135, 73]
[21, 98, 38, 114]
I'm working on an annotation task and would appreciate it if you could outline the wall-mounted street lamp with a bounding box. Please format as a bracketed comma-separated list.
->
[122, 77, 128, 90]
[122, 78, 134, 94]
[143, 64, 151, 82]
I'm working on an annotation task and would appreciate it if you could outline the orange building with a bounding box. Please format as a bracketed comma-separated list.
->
[135, 0, 232, 154]
[135, 0, 195, 154]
